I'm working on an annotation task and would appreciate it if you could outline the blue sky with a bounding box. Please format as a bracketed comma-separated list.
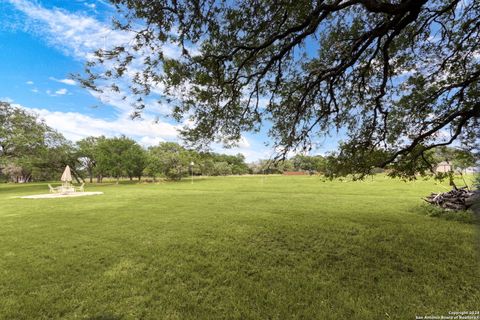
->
[0, 0, 341, 161]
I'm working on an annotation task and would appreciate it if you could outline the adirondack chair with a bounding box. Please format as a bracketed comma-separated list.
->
[75, 183, 85, 192]
[48, 184, 59, 193]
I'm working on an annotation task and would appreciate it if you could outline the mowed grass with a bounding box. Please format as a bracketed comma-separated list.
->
[0, 176, 479, 319]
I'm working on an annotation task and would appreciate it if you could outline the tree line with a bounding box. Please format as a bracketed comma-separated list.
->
[78, 138, 251, 182]
[1, 102, 476, 183]
[0, 102, 251, 182]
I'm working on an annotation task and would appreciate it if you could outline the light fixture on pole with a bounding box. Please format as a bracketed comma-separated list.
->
[190, 161, 194, 184]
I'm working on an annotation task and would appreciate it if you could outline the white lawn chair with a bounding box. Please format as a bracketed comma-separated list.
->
[48, 184, 59, 193]
[75, 183, 85, 192]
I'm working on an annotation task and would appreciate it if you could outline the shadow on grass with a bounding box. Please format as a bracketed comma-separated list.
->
[416, 203, 478, 224]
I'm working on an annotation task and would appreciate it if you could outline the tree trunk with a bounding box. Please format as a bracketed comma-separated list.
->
[70, 167, 83, 183]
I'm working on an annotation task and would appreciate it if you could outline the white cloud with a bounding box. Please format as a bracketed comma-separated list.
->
[8, 0, 134, 60]
[31, 88, 39, 93]
[1, 97, 14, 103]
[49, 77, 76, 86]
[15, 103, 179, 144]
[55, 88, 68, 95]
[213, 143, 269, 162]
[26, 80, 34, 85]
[237, 136, 250, 148]
[46, 88, 69, 96]
[8, 100, 265, 162]
[139, 136, 165, 147]
[84, 3, 96, 10]
[9, 1, 190, 105]
[8, 0, 182, 114]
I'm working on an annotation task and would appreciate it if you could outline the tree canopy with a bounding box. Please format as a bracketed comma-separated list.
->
[76, 136, 101, 183]
[0, 101, 48, 159]
[81, 0, 480, 177]
[0, 102, 77, 182]
[95, 136, 147, 182]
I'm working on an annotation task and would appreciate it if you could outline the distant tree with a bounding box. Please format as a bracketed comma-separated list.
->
[1, 162, 24, 183]
[0, 102, 47, 159]
[0, 102, 77, 182]
[34, 130, 80, 182]
[204, 152, 249, 175]
[291, 154, 325, 174]
[148, 142, 191, 180]
[229, 154, 250, 175]
[95, 136, 144, 182]
[433, 146, 476, 172]
[451, 150, 476, 173]
[198, 158, 215, 176]
[124, 143, 147, 180]
[144, 150, 163, 181]
[313, 156, 327, 174]
[213, 161, 232, 176]
[77, 136, 102, 183]
[1, 101, 47, 182]
[146, 144, 250, 179]
[249, 159, 292, 174]
[281, 160, 295, 173]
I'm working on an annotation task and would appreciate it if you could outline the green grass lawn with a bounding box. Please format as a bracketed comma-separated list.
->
[0, 176, 478, 319]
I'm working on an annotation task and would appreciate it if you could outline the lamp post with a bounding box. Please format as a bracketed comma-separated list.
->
[190, 161, 194, 184]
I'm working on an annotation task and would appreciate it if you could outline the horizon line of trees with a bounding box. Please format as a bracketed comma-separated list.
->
[0, 102, 252, 182]
[1, 101, 477, 183]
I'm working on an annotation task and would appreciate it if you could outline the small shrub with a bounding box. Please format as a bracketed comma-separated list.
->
[418, 203, 477, 224]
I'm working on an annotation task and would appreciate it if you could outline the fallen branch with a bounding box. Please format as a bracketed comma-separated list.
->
[423, 188, 479, 211]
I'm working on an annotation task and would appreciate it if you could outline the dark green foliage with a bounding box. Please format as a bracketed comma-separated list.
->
[0, 102, 47, 159]
[249, 159, 290, 174]
[147, 142, 191, 180]
[146, 143, 250, 179]
[76, 136, 102, 183]
[95, 136, 146, 182]
[80, 0, 480, 177]
[32, 131, 80, 182]
[0, 102, 78, 182]
[198, 152, 249, 175]
[291, 154, 326, 174]
[249, 155, 326, 175]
